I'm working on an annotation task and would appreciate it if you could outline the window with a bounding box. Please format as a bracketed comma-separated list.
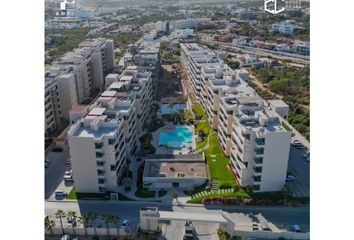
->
[172, 182, 179, 188]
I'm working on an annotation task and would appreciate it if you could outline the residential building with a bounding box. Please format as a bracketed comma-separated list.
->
[45, 65, 79, 136]
[180, 43, 222, 100]
[272, 23, 298, 35]
[292, 40, 310, 55]
[143, 154, 207, 190]
[107, 66, 153, 134]
[228, 96, 291, 192]
[170, 18, 210, 31]
[268, 99, 289, 120]
[45, 38, 115, 136]
[218, 89, 256, 156]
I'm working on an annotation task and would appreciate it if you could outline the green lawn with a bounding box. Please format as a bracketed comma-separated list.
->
[187, 188, 250, 204]
[195, 120, 212, 149]
[205, 133, 236, 187]
[192, 104, 207, 120]
[66, 187, 109, 200]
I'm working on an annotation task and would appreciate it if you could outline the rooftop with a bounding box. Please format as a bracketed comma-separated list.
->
[70, 105, 89, 113]
[144, 161, 207, 178]
[268, 99, 289, 108]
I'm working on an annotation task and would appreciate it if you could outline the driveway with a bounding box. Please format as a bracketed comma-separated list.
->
[45, 146, 71, 199]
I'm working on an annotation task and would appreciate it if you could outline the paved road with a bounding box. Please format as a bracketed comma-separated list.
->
[45, 201, 309, 232]
[45, 146, 71, 199]
[286, 145, 310, 197]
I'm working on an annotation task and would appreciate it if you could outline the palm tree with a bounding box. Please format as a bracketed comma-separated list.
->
[88, 211, 98, 236]
[55, 209, 66, 234]
[45, 216, 55, 235]
[78, 214, 90, 236]
[67, 211, 77, 235]
[102, 213, 112, 236]
[110, 215, 121, 239]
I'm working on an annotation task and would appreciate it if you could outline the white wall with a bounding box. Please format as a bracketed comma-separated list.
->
[57, 74, 78, 120]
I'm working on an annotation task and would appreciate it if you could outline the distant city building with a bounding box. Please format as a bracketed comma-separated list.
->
[45, 38, 115, 136]
[170, 18, 210, 31]
[292, 40, 310, 55]
[272, 23, 299, 35]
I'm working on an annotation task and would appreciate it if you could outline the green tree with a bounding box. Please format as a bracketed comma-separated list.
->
[67, 211, 77, 235]
[102, 213, 112, 236]
[88, 211, 98, 236]
[55, 209, 66, 234]
[78, 214, 90, 236]
[45, 216, 55, 235]
[110, 215, 121, 239]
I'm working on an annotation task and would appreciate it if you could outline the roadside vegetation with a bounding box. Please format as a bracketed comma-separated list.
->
[45, 28, 93, 63]
[251, 66, 310, 140]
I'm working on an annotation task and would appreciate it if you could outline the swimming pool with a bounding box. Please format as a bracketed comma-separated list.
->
[161, 103, 187, 115]
[159, 125, 193, 148]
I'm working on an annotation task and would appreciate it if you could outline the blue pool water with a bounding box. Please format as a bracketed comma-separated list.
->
[161, 103, 187, 115]
[159, 125, 193, 148]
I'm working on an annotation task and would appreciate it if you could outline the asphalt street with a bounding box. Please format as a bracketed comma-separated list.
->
[45, 146, 71, 199]
[286, 145, 310, 197]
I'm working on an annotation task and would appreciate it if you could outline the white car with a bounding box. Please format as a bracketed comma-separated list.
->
[66, 158, 71, 164]
[120, 219, 129, 229]
[286, 175, 296, 182]
[61, 235, 70, 240]
[55, 190, 67, 197]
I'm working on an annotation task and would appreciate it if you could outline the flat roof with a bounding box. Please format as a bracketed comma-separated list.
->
[268, 99, 289, 108]
[73, 126, 117, 138]
[144, 161, 207, 178]
[88, 107, 106, 116]
[157, 211, 228, 223]
[121, 75, 133, 81]
[101, 91, 117, 97]
[70, 105, 89, 113]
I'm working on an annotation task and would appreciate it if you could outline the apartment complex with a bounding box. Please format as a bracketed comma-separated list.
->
[181, 43, 291, 192]
[123, 34, 161, 99]
[228, 96, 291, 192]
[67, 65, 153, 193]
[45, 38, 115, 136]
[271, 23, 298, 35]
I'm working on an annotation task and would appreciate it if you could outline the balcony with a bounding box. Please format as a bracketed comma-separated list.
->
[254, 157, 263, 165]
[253, 167, 262, 175]
[254, 148, 264, 156]
[98, 178, 105, 184]
[252, 176, 262, 183]
[96, 152, 104, 159]
[255, 138, 265, 147]
[97, 170, 105, 176]
[95, 142, 103, 150]
[96, 161, 105, 167]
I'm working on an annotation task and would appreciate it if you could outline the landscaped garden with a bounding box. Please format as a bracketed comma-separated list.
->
[205, 133, 237, 187]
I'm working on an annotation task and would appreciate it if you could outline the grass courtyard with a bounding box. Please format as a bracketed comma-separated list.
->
[205, 132, 237, 188]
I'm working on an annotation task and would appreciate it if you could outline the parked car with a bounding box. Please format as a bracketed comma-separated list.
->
[305, 156, 310, 163]
[55, 190, 67, 197]
[66, 158, 71, 164]
[291, 224, 302, 232]
[61, 235, 70, 240]
[120, 219, 129, 229]
[64, 175, 74, 182]
[292, 140, 303, 148]
[286, 175, 296, 182]
[45, 162, 49, 168]
[52, 147, 63, 152]
[303, 151, 310, 159]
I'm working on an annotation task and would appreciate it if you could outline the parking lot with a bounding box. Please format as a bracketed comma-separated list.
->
[286, 143, 310, 197]
[45, 145, 72, 200]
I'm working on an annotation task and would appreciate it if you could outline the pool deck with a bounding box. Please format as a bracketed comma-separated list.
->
[152, 123, 196, 155]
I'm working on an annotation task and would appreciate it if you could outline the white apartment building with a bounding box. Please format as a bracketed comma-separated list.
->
[45, 65, 79, 136]
[180, 43, 222, 100]
[271, 23, 298, 35]
[228, 96, 291, 192]
[218, 89, 256, 156]
[67, 106, 128, 193]
[107, 66, 153, 134]
[170, 18, 210, 31]
[67, 65, 154, 193]
[292, 40, 310, 55]
[123, 35, 160, 99]
[45, 38, 115, 136]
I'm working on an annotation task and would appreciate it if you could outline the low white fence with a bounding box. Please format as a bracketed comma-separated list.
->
[45, 227, 130, 237]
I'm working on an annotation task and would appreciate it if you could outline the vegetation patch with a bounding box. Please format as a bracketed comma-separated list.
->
[205, 133, 236, 187]
[187, 188, 250, 204]
[66, 187, 109, 200]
